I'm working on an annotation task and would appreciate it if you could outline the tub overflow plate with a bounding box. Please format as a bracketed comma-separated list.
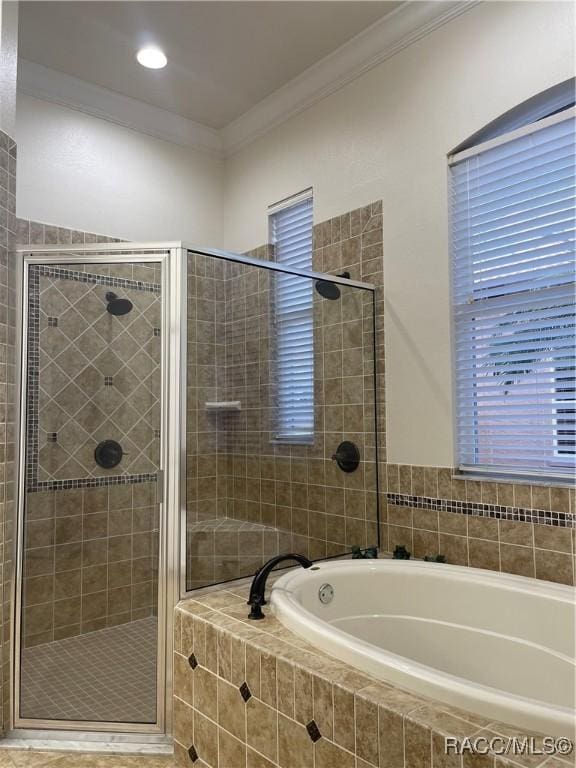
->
[318, 583, 334, 604]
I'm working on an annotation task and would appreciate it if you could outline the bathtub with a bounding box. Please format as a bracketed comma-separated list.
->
[270, 559, 575, 737]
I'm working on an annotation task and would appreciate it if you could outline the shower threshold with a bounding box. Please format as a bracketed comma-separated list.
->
[0, 731, 173, 755]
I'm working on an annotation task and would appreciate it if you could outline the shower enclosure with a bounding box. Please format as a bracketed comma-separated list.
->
[11, 242, 379, 746]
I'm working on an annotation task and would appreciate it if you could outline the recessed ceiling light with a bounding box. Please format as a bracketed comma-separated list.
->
[136, 47, 167, 70]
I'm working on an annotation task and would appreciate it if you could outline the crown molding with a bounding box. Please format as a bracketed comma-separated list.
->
[18, 1, 480, 158]
[17, 59, 223, 156]
[221, 0, 481, 154]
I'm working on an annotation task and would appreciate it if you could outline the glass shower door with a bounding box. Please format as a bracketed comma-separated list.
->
[17, 255, 164, 727]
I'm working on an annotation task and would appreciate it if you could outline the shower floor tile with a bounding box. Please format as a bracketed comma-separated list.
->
[20, 617, 158, 724]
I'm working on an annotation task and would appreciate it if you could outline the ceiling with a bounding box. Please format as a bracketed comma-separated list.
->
[18, 1, 402, 129]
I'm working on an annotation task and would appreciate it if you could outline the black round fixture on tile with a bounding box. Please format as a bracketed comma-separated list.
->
[105, 291, 133, 316]
[315, 280, 340, 300]
[332, 441, 360, 473]
[315, 272, 350, 301]
[94, 439, 123, 469]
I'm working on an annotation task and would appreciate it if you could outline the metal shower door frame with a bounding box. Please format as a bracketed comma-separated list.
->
[11, 244, 186, 742]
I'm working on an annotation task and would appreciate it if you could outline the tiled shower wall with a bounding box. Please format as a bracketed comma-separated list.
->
[217, 235, 381, 557]
[1, 131, 17, 729]
[185, 251, 226, 529]
[16, 221, 161, 646]
[34, 268, 161, 483]
[185, 204, 386, 588]
[22, 482, 158, 647]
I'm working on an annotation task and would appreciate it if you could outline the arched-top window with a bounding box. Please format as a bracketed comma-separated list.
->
[449, 81, 575, 481]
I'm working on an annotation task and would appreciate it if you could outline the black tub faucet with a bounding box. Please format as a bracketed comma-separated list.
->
[247, 553, 313, 619]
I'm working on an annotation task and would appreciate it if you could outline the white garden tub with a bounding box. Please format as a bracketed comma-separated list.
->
[270, 559, 575, 737]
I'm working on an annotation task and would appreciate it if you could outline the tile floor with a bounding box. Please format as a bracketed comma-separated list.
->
[0, 751, 176, 768]
[20, 618, 157, 723]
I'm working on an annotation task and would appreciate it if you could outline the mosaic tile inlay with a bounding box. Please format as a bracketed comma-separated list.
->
[387, 492, 576, 529]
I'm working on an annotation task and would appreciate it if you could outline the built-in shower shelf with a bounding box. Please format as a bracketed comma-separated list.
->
[205, 401, 242, 412]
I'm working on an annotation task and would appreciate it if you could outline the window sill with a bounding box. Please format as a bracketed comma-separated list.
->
[454, 471, 575, 489]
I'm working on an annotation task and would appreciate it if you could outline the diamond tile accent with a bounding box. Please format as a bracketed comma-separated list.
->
[239, 681, 252, 702]
[306, 720, 322, 743]
[187, 745, 199, 763]
[188, 653, 198, 670]
[26, 265, 162, 490]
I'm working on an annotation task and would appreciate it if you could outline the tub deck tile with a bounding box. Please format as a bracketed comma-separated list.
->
[357, 681, 427, 715]
[173, 599, 567, 768]
[407, 704, 485, 740]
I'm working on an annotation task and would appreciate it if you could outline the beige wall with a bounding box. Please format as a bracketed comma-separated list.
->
[15, 3, 574, 466]
[16, 94, 224, 245]
[0, 0, 18, 138]
[222, 1, 575, 467]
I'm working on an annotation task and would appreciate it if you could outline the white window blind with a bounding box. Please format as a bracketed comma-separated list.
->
[450, 108, 576, 481]
[269, 192, 314, 442]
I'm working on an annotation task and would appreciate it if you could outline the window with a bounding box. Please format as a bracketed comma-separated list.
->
[450, 106, 575, 481]
[269, 190, 314, 443]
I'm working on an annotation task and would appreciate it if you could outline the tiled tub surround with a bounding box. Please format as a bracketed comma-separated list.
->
[172, 587, 570, 768]
[380, 465, 576, 586]
[22, 482, 159, 647]
[1, 130, 17, 730]
[185, 202, 386, 590]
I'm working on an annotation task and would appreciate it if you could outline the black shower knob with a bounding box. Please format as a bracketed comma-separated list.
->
[94, 439, 123, 469]
[331, 441, 360, 472]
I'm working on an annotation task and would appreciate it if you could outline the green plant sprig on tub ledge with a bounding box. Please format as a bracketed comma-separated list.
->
[392, 545, 447, 563]
[351, 546, 378, 559]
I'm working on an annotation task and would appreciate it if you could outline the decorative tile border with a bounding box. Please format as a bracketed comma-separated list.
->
[34, 472, 158, 492]
[36, 264, 161, 294]
[387, 492, 575, 528]
[25, 264, 160, 492]
[25, 267, 40, 490]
